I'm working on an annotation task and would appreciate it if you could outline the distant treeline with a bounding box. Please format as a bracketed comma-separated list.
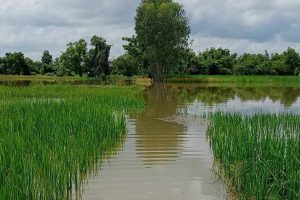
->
[112, 46, 300, 77]
[1, 42, 299, 77]
[0, 35, 111, 77]
[183, 47, 300, 76]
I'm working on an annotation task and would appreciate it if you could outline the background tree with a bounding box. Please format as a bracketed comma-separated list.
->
[282, 47, 300, 75]
[198, 48, 236, 75]
[39, 50, 56, 75]
[25, 57, 40, 75]
[234, 53, 270, 75]
[174, 47, 198, 75]
[59, 39, 87, 77]
[86, 36, 111, 77]
[135, 0, 190, 82]
[0, 56, 4, 74]
[122, 36, 148, 75]
[41, 50, 53, 65]
[1, 52, 30, 75]
[111, 53, 138, 77]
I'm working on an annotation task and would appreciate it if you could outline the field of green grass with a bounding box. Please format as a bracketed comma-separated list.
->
[168, 75, 300, 87]
[207, 113, 300, 199]
[0, 84, 144, 199]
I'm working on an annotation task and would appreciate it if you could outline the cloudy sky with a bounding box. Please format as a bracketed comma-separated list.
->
[1, 0, 300, 60]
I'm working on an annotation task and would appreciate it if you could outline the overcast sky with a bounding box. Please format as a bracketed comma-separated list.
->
[1, 0, 300, 60]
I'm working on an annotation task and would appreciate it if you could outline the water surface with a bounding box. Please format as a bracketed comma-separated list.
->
[82, 83, 300, 200]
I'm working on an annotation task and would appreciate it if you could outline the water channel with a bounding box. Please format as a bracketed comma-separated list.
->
[83, 83, 300, 200]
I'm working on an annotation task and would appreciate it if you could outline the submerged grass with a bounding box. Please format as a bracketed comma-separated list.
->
[207, 113, 300, 199]
[0, 84, 144, 199]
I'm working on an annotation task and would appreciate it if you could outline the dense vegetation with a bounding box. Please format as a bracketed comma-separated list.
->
[113, 47, 300, 77]
[0, 84, 144, 199]
[0, 35, 111, 78]
[207, 113, 300, 199]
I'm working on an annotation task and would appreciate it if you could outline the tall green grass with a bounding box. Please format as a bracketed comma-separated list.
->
[207, 113, 300, 199]
[0, 85, 144, 199]
[168, 75, 300, 87]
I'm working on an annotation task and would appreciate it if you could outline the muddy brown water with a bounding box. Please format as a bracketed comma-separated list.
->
[82, 83, 300, 200]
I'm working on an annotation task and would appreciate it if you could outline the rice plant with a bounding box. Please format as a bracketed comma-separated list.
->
[207, 113, 300, 199]
[0, 84, 144, 199]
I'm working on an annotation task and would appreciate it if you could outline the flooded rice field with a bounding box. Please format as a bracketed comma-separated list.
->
[82, 84, 300, 200]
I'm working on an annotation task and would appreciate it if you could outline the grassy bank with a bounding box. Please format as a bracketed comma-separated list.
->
[0, 75, 152, 87]
[0, 75, 88, 81]
[207, 113, 300, 199]
[0, 84, 144, 199]
[167, 75, 300, 87]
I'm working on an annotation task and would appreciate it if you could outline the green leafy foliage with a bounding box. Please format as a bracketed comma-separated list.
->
[86, 36, 111, 77]
[111, 54, 138, 76]
[135, 0, 190, 81]
[0, 52, 30, 75]
[41, 50, 53, 65]
[59, 39, 87, 77]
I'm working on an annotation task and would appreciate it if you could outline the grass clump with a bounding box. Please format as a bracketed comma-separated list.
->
[207, 113, 300, 199]
[0, 84, 144, 199]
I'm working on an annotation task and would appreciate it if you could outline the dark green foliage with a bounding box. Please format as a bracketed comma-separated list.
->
[280, 47, 300, 75]
[122, 36, 148, 75]
[135, 0, 190, 81]
[59, 39, 87, 77]
[111, 54, 138, 77]
[0, 57, 5, 74]
[41, 50, 53, 65]
[198, 48, 236, 75]
[25, 57, 39, 75]
[173, 47, 300, 76]
[55, 36, 111, 77]
[0, 52, 30, 75]
[86, 36, 111, 77]
[174, 47, 198, 75]
[234, 53, 270, 75]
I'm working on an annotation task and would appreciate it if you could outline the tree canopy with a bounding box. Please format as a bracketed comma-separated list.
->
[59, 39, 87, 77]
[0, 52, 30, 75]
[135, 0, 190, 81]
[86, 36, 111, 77]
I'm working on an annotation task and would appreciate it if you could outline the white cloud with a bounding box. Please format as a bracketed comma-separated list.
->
[192, 34, 300, 55]
[1, 0, 300, 60]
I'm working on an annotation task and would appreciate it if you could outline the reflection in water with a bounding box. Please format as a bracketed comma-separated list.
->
[173, 84, 300, 107]
[173, 84, 300, 115]
[134, 84, 300, 165]
[83, 83, 300, 200]
[135, 85, 186, 165]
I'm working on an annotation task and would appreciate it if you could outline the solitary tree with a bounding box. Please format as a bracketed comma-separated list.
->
[135, 0, 190, 82]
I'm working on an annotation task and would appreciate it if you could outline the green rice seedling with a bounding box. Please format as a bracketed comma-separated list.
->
[167, 75, 300, 87]
[207, 113, 300, 199]
[0, 84, 144, 199]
